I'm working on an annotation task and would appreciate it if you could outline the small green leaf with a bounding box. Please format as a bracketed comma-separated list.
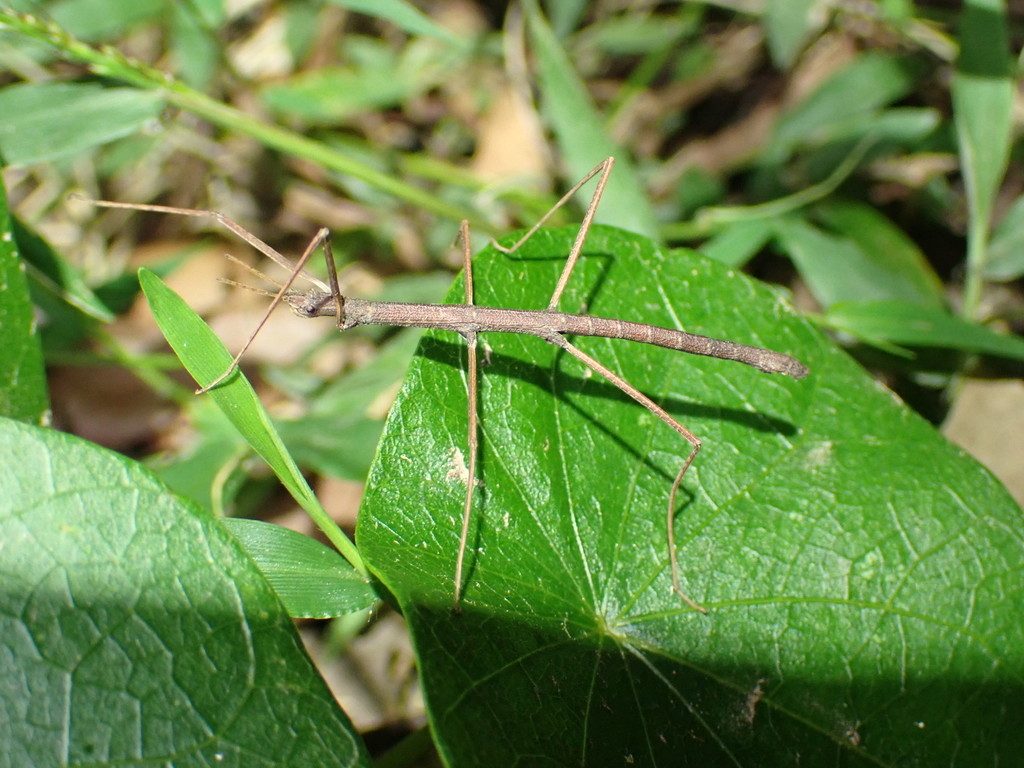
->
[14, 214, 116, 344]
[953, 0, 1013, 233]
[0, 174, 48, 424]
[987, 193, 1024, 281]
[773, 215, 933, 308]
[326, 0, 464, 46]
[48, 0, 165, 41]
[359, 225, 1023, 765]
[764, 0, 818, 68]
[804, 106, 940, 148]
[700, 218, 773, 268]
[139, 268, 365, 577]
[276, 328, 423, 480]
[544, 0, 587, 38]
[811, 200, 945, 308]
[586, 13, 687, 56]
[262, 65, 411, 123]
[169, 2, 221, 89]
[954, 0, 1013, 316]
[188, 0, 224, 27]
[0, 418, 370, 767]
[223, 519, 376, 619]
[766, 52, 922, 162]
[0, 82, 164, 165]
[824, 299, 1024, 360]
[10, 215, 122, 390]
[262, 35, 468, 124]
[524, 0, 658, 238]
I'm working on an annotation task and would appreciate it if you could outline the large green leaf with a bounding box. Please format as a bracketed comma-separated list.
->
[0, 418, 370, 767]
[358, 225, 1023, 765]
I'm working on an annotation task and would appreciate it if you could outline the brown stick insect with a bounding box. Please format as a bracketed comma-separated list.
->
[82, 157, 808, 613]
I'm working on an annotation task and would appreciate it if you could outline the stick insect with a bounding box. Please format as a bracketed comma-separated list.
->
[83, 157, 808, 613]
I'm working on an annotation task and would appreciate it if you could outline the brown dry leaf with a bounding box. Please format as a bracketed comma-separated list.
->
[206, 306, 329, 367]
[943, 378, 1024, 505]
[103, 240, 230, 356]
[472, 82, 547, 182]
[49, 364, 176, 452]
[314, 476, 366, 530]
[300, 612, 424, 733]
